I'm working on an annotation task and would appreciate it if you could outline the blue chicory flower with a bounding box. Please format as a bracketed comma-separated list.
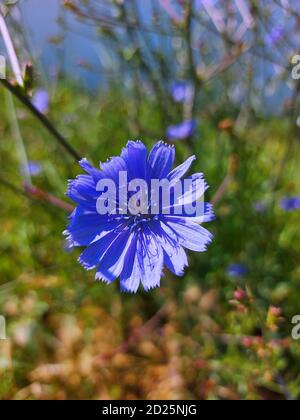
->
[32, 89, 49, 114]
[65, 141, 214, 293]
[280, 197, 300, 212]
[167, 120, 197, 141]
[227, 264, 248, 278]
[171, 81, 192, 103]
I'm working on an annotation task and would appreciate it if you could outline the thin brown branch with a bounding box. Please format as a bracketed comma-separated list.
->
[94, 304, 167, 362]
[23, 183, 74, 213]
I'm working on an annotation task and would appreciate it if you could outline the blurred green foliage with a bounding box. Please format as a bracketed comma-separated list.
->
[0, 82, 300, 400]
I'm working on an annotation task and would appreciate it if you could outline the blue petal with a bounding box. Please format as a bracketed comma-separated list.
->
[95, 229, 135, 283]
[67, 175, 97, 210]
[148, 141, 175, 180]
[151, 221, 188, 276]
[163, 245, 188, 276]
[166, 203, 215, 223]
[162, 217, 213, 252]
[100, 156, 127, 184]
[167, 155, 196, 185]
[176, 173, 208, 204]
[121, 140, 148, 181]
[120, 254, 140, 293]
[119, 234, 140, 293]
[64, 207, 117, 246]
[137, 228, 164, 291]
[78, 223, 126, 269]
[79, 158, 102, 183]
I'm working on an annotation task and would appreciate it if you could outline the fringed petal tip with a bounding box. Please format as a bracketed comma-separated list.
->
[120, 284, 139, 294]
[166, 263, 186, 277]
[66, 179, 75, 196]
[142, 282, 161, 292]
[77, 256, 97, 271]
[95, 272, 113, 284]
[63, 229, 69, 238]
[141, 268, 165, 292]
[79, 157, 93, 172]
[193, 172, 210, 192]
[63, 229, 76, 246]
[125, 139, 143, 147]
[156, 139, 175, 149]
[205, 233, 214, 246]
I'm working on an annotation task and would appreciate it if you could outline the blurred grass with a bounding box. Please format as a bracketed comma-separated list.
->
[0, 82, 300, 400]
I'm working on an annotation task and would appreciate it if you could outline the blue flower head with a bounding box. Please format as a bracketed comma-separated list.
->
[171, 81, 192, 103]
[227, 264, 248, 278]
[65, 141, 214, 293]
[25, 161, 42, 176]
[167, 120, 197, 141]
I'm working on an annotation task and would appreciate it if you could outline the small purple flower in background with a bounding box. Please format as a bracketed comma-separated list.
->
[266, 27, 284, 46]
[32, 89, 49, 114]
[171, 81, 192, 103]
[65, 141, 214, 293]
[253, 201, 267, 213]
[23, 161, 42, 177]
[167, 120, 197, 141]
[227, 264, 248, 278]
[280, 197, 300, 212]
